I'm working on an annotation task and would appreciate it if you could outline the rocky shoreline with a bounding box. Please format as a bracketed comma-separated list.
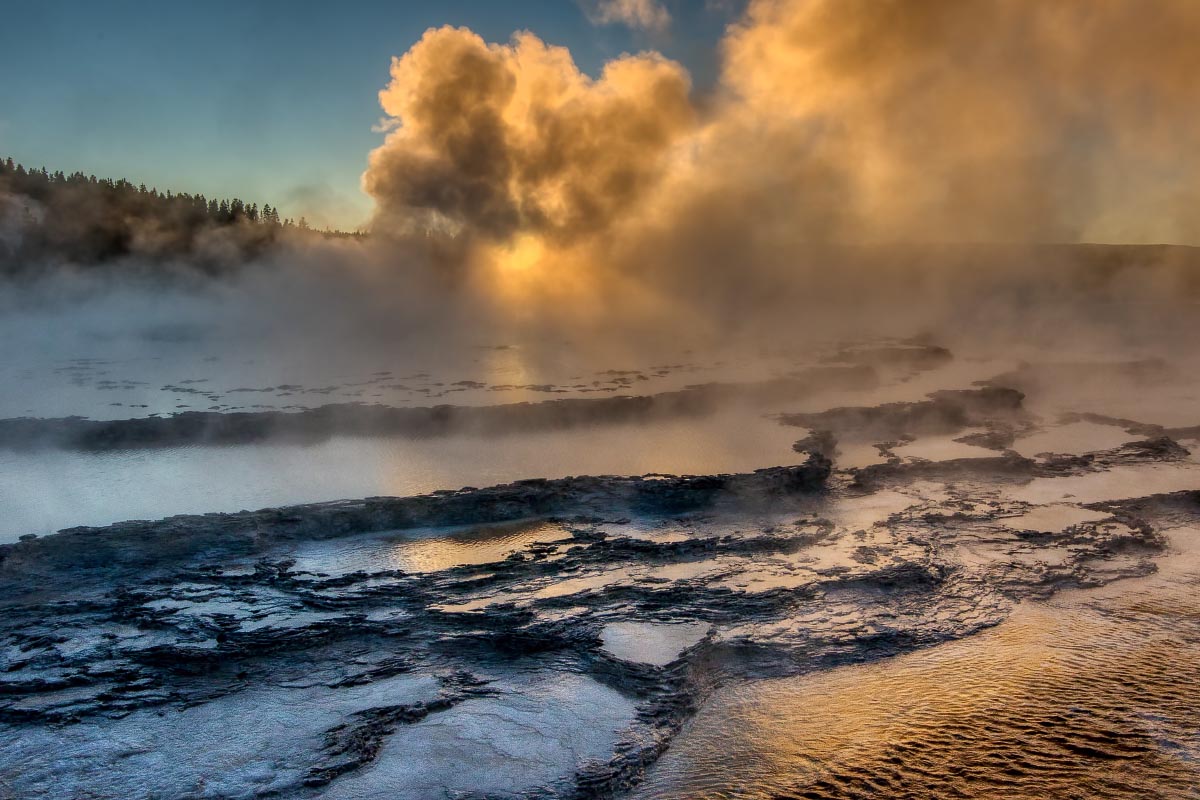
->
[4, 345, 1200, 798]
[1, 429, 1196, 797]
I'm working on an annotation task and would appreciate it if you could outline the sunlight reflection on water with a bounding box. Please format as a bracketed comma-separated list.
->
[634, 526, 1200, 799]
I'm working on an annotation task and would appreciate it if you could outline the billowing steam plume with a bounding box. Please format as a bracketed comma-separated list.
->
[362, 0, 1200, 323]
[363, 27, 692, 247]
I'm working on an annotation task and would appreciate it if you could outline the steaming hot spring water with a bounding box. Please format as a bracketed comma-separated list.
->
[0, 336, 859, 540]
[4, 323, 1200, 800]
[0, 319, 1017, 540]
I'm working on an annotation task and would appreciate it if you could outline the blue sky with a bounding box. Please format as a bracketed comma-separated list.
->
[0, 0, 741, 228]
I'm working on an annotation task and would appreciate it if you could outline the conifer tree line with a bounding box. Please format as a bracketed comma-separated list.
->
[0, 156, 334, 273]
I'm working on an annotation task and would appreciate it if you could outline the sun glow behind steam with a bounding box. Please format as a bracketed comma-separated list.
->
[347, 1, 1200, 340]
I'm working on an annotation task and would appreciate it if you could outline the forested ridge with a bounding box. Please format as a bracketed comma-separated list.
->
[0, 157, 357, 273]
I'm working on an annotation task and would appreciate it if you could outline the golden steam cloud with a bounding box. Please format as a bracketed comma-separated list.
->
[362, 1, 1200, 327]
[363, 26, 693, 247]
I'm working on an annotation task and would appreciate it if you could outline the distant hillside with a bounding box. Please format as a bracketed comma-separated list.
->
[0, 157, 360, 274]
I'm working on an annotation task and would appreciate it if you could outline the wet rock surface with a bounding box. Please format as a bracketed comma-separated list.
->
[632, 491, 1200, 799]
[0, 459, 1193, 796]
[3, 348, 1200, 798]
[0, 460, 830, 580]
[778, 386, 1029, 443]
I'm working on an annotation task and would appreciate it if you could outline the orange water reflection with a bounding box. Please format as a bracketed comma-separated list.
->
[635, 527, 1200, 799]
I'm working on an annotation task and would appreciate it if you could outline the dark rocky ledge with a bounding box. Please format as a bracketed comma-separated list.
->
[777, 386, 1028, 440]
[0, 438, 1193, 798]
[0, 456, 832, 583]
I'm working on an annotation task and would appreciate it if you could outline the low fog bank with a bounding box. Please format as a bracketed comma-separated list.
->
[0, 365, 882, 451]
[4, 241, 1200, 462]
[3, 239, 1198, 372]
